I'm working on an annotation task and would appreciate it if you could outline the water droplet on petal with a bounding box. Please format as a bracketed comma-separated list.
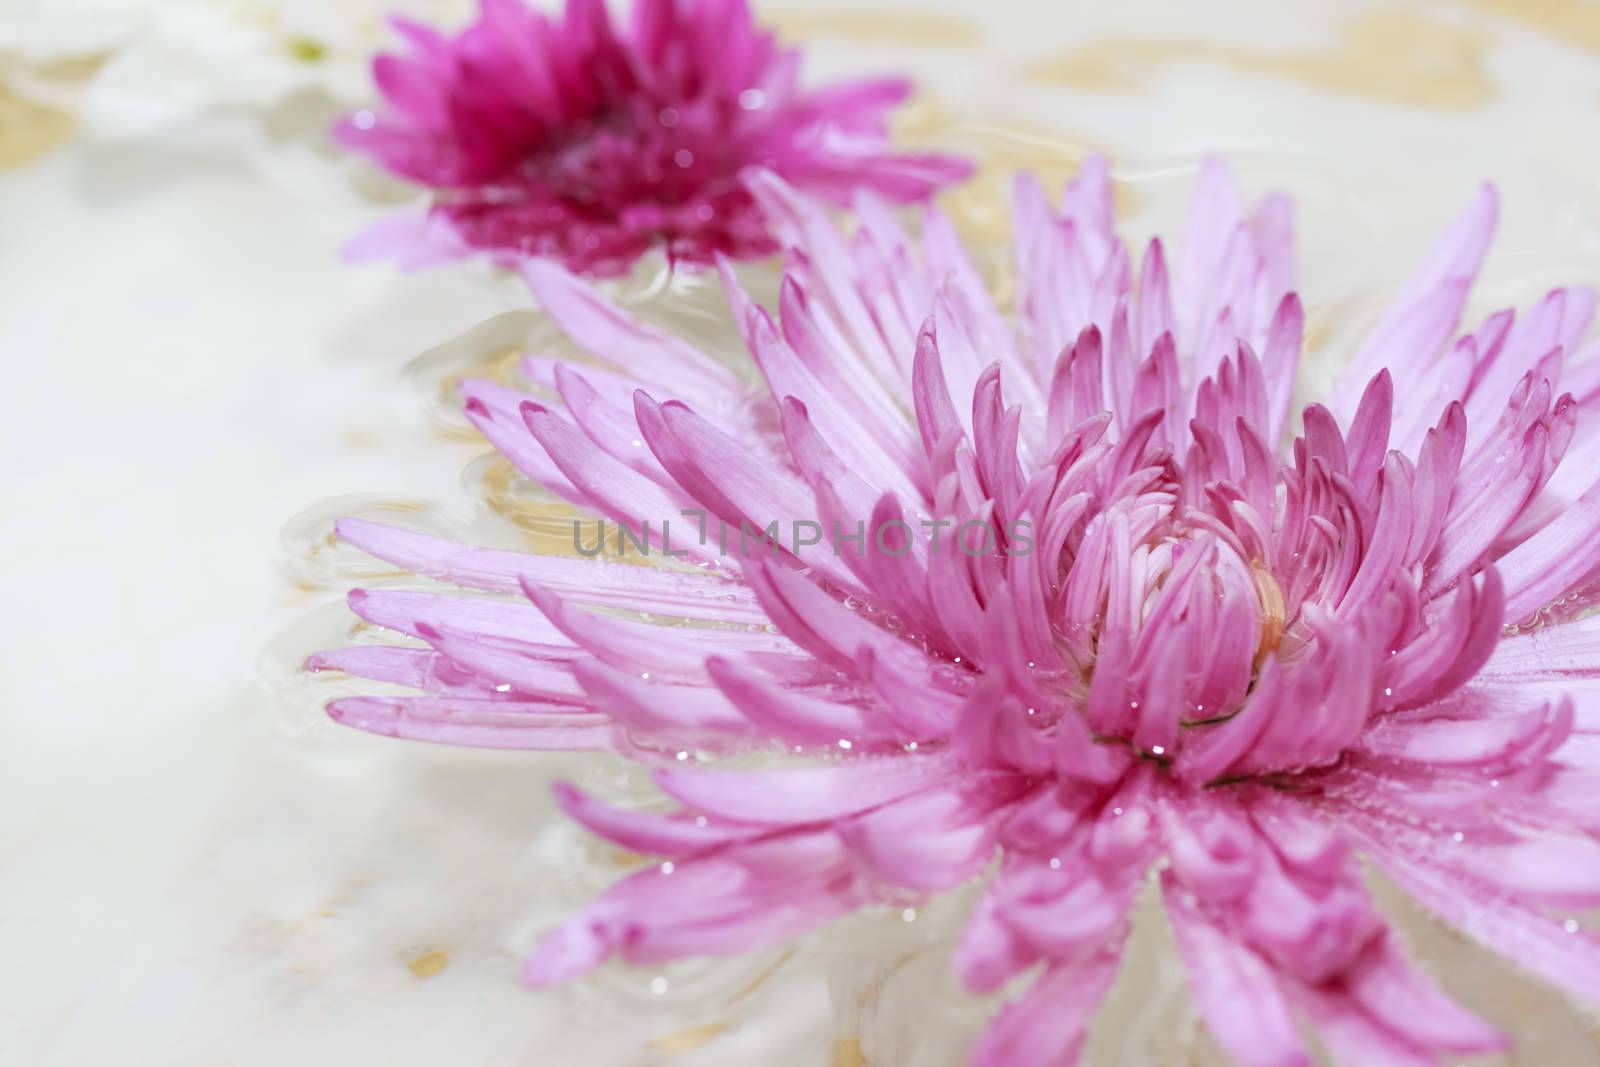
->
[738, 89, 767, 110]
[651, 976, 670, 995]
[658, 107, 680, 127]
[674, 148, 695, 168]
[352, 110, 376, 130]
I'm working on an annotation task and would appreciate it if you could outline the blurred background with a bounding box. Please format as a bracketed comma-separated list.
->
[4, 2, 1600, 1064]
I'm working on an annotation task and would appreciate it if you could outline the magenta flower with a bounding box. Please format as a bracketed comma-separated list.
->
[334, 0, 970, 275]
[311, 159, 1600, 1065]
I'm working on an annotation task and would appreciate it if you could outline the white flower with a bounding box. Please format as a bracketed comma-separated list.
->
[2, 0, 471, 139]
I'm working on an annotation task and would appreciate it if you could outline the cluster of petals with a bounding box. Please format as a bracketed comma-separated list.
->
[313, 157, 1600, 1065]
[335, 0, 970, 274]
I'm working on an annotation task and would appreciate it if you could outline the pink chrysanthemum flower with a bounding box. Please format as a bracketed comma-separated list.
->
[334, 0, 970, 275]
[311, 159, 1600, 1065]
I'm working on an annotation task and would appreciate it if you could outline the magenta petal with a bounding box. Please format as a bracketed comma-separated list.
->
[336, 0, 968, 274]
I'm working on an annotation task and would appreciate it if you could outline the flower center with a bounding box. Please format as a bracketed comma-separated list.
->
[1252, 562, 1287, 666]
[520, 100, 745, 215]
[1021, 442, 1376, 783]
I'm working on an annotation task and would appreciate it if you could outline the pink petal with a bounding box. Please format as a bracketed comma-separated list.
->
[335, 518, 761, 620]
[1163, 873, 1310, 1067]
[653, 751, 956, 825]
[969, 955, 1120, 1067]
